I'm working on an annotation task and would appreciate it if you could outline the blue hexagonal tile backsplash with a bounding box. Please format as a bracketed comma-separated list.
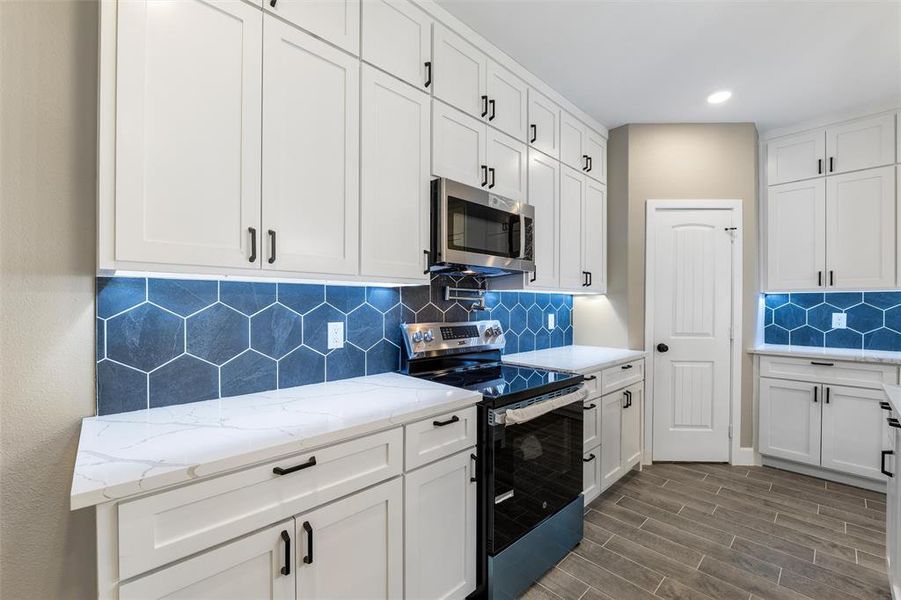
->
[95, 276, 574, 415]
[764, 291, 901, 351]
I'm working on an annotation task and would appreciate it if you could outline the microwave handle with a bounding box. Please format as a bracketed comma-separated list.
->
[518, 216, 526, 260]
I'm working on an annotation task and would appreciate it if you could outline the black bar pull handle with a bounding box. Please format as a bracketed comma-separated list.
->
[587, 272, 593, 287]
[817, 158, 822, 175]
[817, 271, 822, 286]
[273, 456, 316, 476]
[270, 0, 277, 6]
[423, 249, 430, 275]
[582, 155, 589, 171]
[825, 386, 830, 404]
[621, 364, 633, 370]
[280, 530, 291, 576]
[530, 268, 537, 283]
[622, 391, 629, 409]
[488, 99, 496, 121]
[889, 417, 901, 429]
[268, 229, 277, 264]
[583, 453, 596, 463]
[433, 415, 459, 427]
[882, 450, 894, 477]
[829, 156, 834, 172]
[587, 156, 593, 172]
[481, 95, 488, 117]
[881, 401, 892, 411]
[470, 453, 478, 482]
[810, 361, 834, 366]
[583, 375, 597, 382]
[813, 386, 818, 403]
[530, 124, 537, 143]
[302, 521, 313, 564]
[581, 271, 589, 286]
[582, 403, 596, 410]
[481, 165, 488, 187]
[829, 270, 834, 286]
[424, 61, 431, 88]
[488, 167, 496, 189]
[248, 227, 258, 263]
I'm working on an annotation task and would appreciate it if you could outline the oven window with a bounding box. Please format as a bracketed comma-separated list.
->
[490, 403, 582, 554]
[447, 197, 521, 259]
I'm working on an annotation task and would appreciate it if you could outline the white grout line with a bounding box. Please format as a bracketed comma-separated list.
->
[730, 535, 736, 548]
[777, 567, 783, 585]
[813, 549, 817, 564]
[696, 555, 705, 570]
[855, 549, 859, 565]
[653, 577, 665, 595]
[773, 511, 778, 523]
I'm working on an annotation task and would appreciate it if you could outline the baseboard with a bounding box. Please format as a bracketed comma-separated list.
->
[731, 447, 761, 466]
[762, 456, 887, 492]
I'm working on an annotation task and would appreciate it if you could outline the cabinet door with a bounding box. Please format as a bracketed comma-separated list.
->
[265, 0, 359, 55]
[119, 521, 294, 600]
[528, 89, 560, 159]
[486, 128, 527, 202]
[361, 0, 431, 90]
[622, 383, 643, 468]
[585, 130, 607, 184]
[582, 451, 600, 506]
[825, 166, 895, 289]
[115, 0, 262, 269]
[583, 395, 599, 452]
[766, 179, 826, 290]
[262, 17, 359, 276]
[583, 179, 606, 293]
[361, 66, 430, 282]
[826, 113, 896, 175]
[432, 25, 487, 118]
[821, 385, 886, 480]
[759, 378, 821, 466]
[559, 167, 586, 290]
[486, 62, 528, 140]
[600, 390, 624, 490]
[767, 129, 825, 185]
[527, 150, 560, 288]
[560, 111, 587, 171]
[432, 100, 486, 189]
[296, 479, 402, 600]
[404, 450, 477, 600]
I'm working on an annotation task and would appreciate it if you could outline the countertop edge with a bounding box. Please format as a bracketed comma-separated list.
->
[501, 347, 646, 374]
[883, 383, 901, 414]
[748, 345, 901, 365]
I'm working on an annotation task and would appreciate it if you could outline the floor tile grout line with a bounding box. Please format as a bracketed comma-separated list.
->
[652, 576, 665, 596]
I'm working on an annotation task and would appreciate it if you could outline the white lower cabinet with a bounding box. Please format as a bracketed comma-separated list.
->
[582, 450, 600, 505]
[820, 385, 888, 480]
[583, 394, 599, 452]
[404, 449, 477, 600]
[621, 383, 642, 467]
[759, 377, 821, 466]
[600, 381, 643, 492]
[886, 411, 901, 598]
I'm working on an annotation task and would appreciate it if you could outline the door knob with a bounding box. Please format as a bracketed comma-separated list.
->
[656, 343, 669, 353]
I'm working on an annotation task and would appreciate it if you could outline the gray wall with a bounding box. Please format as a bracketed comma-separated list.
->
[574, 123, 759, 446]
[1, 1, 98, 597]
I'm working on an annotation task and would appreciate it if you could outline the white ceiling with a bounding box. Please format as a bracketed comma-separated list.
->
[435, 0, 901, 132]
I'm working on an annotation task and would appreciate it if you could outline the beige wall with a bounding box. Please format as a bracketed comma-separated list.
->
[1, 1, 99, 598]
[574, 123, 759, 446]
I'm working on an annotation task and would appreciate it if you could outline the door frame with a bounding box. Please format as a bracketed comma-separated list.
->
[644, 200, 743, 465]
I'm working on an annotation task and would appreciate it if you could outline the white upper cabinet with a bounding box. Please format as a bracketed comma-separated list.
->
[528, 88, 560, 159]
[486, 128, 527, 202]
[262, 16, 359, 275]
[432, 25, 487, 119]
[826, 113, 896, 175]
[114, 0, 262, 269]
[766, 179, 826, 291]
[432, 100, 486, 189]
[486, 62, 528, 140]
[265, 0, 360, 55]
[560, 110, 587, 171]
[527, 150, 560, 288]
[559, 167, 586, 290]
[585, 130, 607, 184]
[361, 66, 431, 283]
[583, 179, 607, 292]
[825, 166, 895, 289]
[361, 0, 432, 90]
[767, 130, 826, 185]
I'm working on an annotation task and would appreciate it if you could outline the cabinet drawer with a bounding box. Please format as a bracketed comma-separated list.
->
[405, 405, 477, 470]
[118, 428, 402, 579]
[583, 372, 600, 397]
[760, 355, 897, 389]
[600, 360, 644, 395]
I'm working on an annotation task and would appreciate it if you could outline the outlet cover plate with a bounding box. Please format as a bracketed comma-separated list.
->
[547, 313, 555, 330]
[328, 322, 344, 349]
[831, 313, 847, 329]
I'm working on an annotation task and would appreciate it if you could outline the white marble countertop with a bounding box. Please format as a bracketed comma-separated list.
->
[749, 344, 901, 365]
[502, 345, 646, 373]
[883, 383, 901, 414]
[70, 372, 480, 510]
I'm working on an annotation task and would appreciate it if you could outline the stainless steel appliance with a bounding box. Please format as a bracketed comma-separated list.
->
[429, 178, 535, 277]
[401, 320, 585, 599]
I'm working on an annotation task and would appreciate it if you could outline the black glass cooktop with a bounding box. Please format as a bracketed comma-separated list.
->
[423, 363, 582, 407]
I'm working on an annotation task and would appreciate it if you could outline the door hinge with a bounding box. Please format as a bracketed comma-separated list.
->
[728, 424, 733, 440]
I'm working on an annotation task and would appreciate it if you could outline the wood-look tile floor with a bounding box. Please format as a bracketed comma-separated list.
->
[522, 463, 890, 600]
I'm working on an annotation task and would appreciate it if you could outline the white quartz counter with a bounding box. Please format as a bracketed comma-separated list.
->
[750, 344, 901, 365]
[70, 372, 480, 510]
[502, 345, 646, 373]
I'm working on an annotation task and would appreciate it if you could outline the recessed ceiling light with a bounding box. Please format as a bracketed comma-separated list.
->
[707, 90, 732, 104]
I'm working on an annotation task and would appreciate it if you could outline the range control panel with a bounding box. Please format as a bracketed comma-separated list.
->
[402, 320, 505, 358]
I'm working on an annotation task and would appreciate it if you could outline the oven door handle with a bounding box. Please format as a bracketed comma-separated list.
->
[497, 387, 588, 426]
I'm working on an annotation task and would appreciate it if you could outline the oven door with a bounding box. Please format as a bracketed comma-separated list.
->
[487, 387, 585, 555]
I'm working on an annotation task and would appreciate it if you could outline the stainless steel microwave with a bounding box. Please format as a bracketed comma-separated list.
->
[429, 178, 535, 276]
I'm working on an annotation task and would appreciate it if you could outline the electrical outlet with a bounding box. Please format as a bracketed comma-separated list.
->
[547, 313, 555, 330]
[832, 313, 847, 329]
[328, 322, 344, 349]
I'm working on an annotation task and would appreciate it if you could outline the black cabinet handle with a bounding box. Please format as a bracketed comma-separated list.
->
[488, 99, 496, 121]
[817, 158, 822, 175]
[656, 343, 669, 353]
[583, 453, 596, 463]
[481, 95, 488, 117]
[488, 167, 495, 189]
[889, 418, 901, 429]
[424, 61, 431, 88]
[581, 271, 589, 286]
[423, 249, 430, 275]
[587, 156, 593, 172]
[817, 271, 822, 286]
[248, 227, 258, 263]
[626, 390, 632, 408]
[622, 391, 628, 408]
[273, 456, 316, 476]
[829, 270, 834, 286]
[825, 386, 830, 404]
[530, 124, 537, 143]
[881, 401, 892, 411]
[302, 521, 313, 564]
[813, 386, 818, 403]
[810, 361, 834, 366]
[481, 165, 488, 187]
[582, 155, 589, 171]
[267, 229, 277, 264]
[583, 375, 597, 382]
[587, 272, 592, 287]
[470, 453, 478, 482]
[530, 268, 537, 283]
[882, 450, 894, 477]
[280, 530, 291, 576]
[829, 157, 834, 172]
[621, 364, 633, 370]
[433, 415, 459, 427]
[583, 403, 596, 410]
[270, 0, 277, 6]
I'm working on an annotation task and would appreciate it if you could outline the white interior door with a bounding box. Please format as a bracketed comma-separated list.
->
[651, 206, 733, 462]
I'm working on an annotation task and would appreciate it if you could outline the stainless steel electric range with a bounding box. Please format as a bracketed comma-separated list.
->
[401, 320, 586, 600]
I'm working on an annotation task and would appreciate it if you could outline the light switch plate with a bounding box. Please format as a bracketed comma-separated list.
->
[832, 313, 847, 329]
[547, 313, 555, 330]
[328, 322, 344, 349]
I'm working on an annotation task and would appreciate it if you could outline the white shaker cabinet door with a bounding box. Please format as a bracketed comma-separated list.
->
[527, 88, 560, 159]
[825, 166, 896, 290]
[767, 129, 826, 185]
[821, 385, 887, 480]
[622, 382, 642, 468]
[404, 450, 477, 600]
[560, 111, 587, 171]
[765, 178, 826, 291]
[486, 61, 528, 141]
[486, 128, 527, 203]
[296, 479, 403, 600]
[262, 16, 360, 276]
[115, 0, 262, 269]
[826, 113, 896, 175]
[119, 520, 295, 600]
[600, 390, 624, 490]
[582, 450, 600, 505]
[361, 66, 431, 282]
[432, 100, 486, 189]
[527, 150, 560, 288]
[432, 24, 487, 119]
[361, 0, 432, 90]
[264, 0, 360, 55]
[759, 378, 821, 466]
[583, 393, 600, 452]
[559, 167, 586, 290]
[585, 130, 607, 184]
[583, 179, 606, 293]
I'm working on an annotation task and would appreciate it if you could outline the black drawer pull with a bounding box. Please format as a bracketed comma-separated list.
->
[880, 401, 892, 411]
[621, 364, 633, 370]
[583, 375, 597, 382]
[248, 227, 257, 263]
[302, 521, 313, 564]
[268, 229, 277, 264]
[810, 361, 834, 366]
[583, 403, 596, 410]
[470, 453, 478, 482]
[273, 456, 316, 476]
[433, 415, 460, 427]
[280, 530, 291, 576]
[889, 418, 901, 429]
[882, 450, 894, 477]
[583, 453, 596, 463]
